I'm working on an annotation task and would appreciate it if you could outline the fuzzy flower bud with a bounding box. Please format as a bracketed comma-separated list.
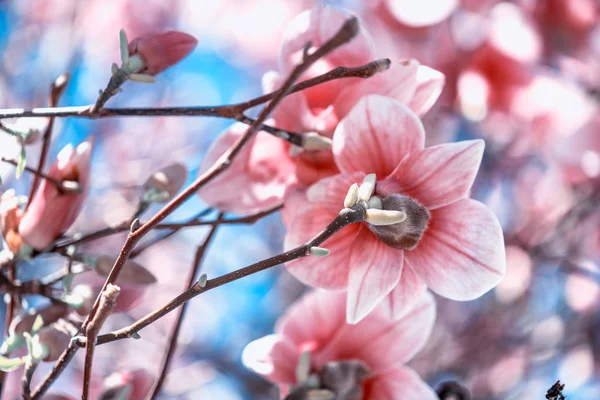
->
[35, 320, 73, 362]
[127, 31, 198, 76]
[142, 163, 188, 203]
[93, 255, 157, 286]
[18, 139, 93, 250]
[368, 194, 430, 250]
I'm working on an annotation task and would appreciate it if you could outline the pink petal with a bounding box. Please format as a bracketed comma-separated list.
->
[241, 334, 300, 385]
[303, 172, 365, 214]
[314, 292, 436, 372]
[278, 6, 374, 74]
[197, 123, 296, 215]
[381, 259, 428, 320]
[384, 0, 459, 27]
[365, 366, 438, 400]
[332, 95, 425, 177]
[333, 59, 419, 120]
[346, 228, 404, 324]
[19, 139, 93, 250]
[275, 290, 347, 352]
[377, 139, 484, 210]
[407, 199, 506, 300]
[262, 71, 318, 133]
[409, 65, 446, 116]
[285, 204, 360, 289]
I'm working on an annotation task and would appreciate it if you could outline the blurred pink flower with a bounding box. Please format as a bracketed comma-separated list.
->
[128, 31, 197, 75]
[18, 138, 93, 250]
[242, 290, 437, 400]
[100, 369, 154, 400]
[286, 95, 505, 323]
[198, 6, 445, 214]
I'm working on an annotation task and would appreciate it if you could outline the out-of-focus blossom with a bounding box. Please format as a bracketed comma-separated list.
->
[128, 31, 197, 76]
[495, 245, 532, 303]
[142, 163, 188, 203]
[242, 290, 437, 399]
[99, 369, 154, 400]
[198, 6, 445, 214]
[18, 139, 94, 250]
[286, 95, 505, 323]
[1, 189, 24, 253]
[35, 320, 74, 362]
[513, 167, 574, 246]
[382, 0, 459, 28]
[71, 284, 144, 316]
[93, 255, 157, 285]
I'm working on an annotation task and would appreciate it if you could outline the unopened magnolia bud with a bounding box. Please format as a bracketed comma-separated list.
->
[94, 255, 157, 286]
[127, 31, 198, 76]
[344, 183, 359, 208]
[319, 360, 370, 400]
[36, 321, 72, 362]
[142, 163, 188, 203]
[357, 174, 376, 201]
[368, 194, 430, 250]
[11, 303, 70, 336]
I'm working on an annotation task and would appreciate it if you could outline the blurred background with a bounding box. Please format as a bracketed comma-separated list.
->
[0, 0, 599, 398]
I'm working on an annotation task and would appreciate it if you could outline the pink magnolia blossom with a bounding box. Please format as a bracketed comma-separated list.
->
[128, 31, 197, 75]
[198, 6, 445, 214]
[242, 290, 437, 400]
[18, 138, 93, 250]
[285, 95, 505, 323]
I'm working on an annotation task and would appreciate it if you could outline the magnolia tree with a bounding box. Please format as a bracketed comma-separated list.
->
[0, 1, 598, 400]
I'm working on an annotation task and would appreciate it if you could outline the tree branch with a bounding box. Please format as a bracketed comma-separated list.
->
[31, 17, 369, 398]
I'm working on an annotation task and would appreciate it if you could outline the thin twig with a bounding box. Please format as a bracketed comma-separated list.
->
[82, 284, 120, 400]
[31, 18, 366, 398]
[0, 157, 81, 194]
[0, 59, 389, 120]
[149, 213, 224, 399]
[91, 205, 365, 346]
[27, 73, 70, 209]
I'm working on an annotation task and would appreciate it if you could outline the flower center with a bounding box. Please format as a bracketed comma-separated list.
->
[290, 351, 370, 400]
[344, 174, 430, 250]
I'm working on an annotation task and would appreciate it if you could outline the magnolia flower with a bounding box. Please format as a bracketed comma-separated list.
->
[127, 31, 197, 76]
[285, 95, 505, 323]
[243, 290, 437, 400]
[18, 139, 93, 250]
[198, 6, 444, 214]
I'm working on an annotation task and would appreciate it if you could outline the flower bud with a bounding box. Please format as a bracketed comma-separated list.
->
[18, 139, 93, 250]
[35, 320, 73, 362]
[1, 189, 24, 253]
[71, 284, 145, 316]
[93, 255, 157, 286]
[100, 369, 153, 400]
[128, 31, 198, 76]
[142, 163, 188, 203]
[11, 303, 70, 336]
[368, 194, 430, 250]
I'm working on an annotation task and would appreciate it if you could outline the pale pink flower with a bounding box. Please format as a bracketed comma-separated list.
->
[18, 138, 93, 250]
[198, 6, 445, 214]
[128, 31, 197, 75]
[285, 95, 505, 323]
[242, 290, 437, 400]
[100, 369, 153, 400]
[381, 0, 459, 28]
